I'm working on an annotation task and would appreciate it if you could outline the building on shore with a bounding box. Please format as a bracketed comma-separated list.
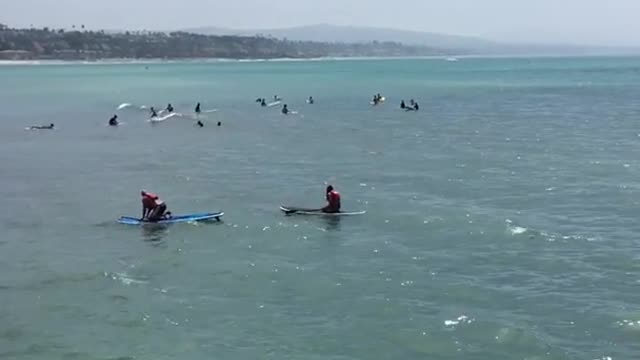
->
[0, 50, 34, 60]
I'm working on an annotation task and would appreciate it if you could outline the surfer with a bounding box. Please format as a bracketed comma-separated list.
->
[405, 99, 418, 111]
[308, 96, 314, 104]
[141, 190, 168, 222]
[150, 107, 158, 118]
[29, 123, 55, 130]
[400, 100, 406, 109]
[197, 120, 204, 127]
[322, 185, 341, 213]
[195, 102, 201, 114]
[217, 121, 221, 126]
[108, 115, 118, 126]
[166, 103, 174, 113]
[261, 99, 267, 107]
[282, 104, 289, 115]
[274, 95, 281, 101]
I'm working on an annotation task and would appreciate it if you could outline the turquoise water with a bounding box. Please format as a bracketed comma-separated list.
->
[1, 57, 640, 359]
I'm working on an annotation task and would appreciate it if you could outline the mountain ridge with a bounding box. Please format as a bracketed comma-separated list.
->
[183, 23, 640, 56]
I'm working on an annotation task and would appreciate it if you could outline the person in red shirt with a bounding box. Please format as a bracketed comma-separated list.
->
[322, 185, 341, 213]
[141, 190, 168, 222]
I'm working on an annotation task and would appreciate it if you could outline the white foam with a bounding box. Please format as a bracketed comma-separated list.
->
[117, 103, 132, 110]
[444, 315, 473, 327]
[510, 226, 528, 235]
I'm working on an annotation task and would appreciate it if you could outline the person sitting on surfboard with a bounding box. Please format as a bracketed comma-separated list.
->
[150, 107, 158, 118]
[322, 185, 341, 213]
[141, 190, 168, 222]
[261, 99, 267, 107]
[195, 102, 201, 114]
[400, 100, 406, 109]
[282, 104, 289, 115]
[308, 96, 314, 104]
[166, 103, 174, 113]
[108, 115, 118, 126]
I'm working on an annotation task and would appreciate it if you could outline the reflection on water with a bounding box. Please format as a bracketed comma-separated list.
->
[323, 216, 341, 231]
[141, 225, 169, 244]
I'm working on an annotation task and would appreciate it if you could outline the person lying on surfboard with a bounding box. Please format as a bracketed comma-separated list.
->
[141, 190, 169, 222]
[30, 123, 55, 130]
[322, 185, 341, 213]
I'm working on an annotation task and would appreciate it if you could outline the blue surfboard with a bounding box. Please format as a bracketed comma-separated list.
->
[118, 212, 224, 225]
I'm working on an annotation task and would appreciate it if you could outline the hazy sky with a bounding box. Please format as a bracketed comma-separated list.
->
[2, 0, 640, 46]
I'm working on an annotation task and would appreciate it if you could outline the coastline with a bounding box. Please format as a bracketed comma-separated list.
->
[0, 53, 636, 66]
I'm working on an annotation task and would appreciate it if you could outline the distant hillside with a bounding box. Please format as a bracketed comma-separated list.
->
[184, 24, 640, 56]
[0, 26, 449, 60]
[185, 24, 492, 51]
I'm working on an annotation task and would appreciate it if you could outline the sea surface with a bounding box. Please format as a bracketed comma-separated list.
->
[1, 57, 640, 360]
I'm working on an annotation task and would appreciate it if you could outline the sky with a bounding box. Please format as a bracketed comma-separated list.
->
[2, 0, 640, 46]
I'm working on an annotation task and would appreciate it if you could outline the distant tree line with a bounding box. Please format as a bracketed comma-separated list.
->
[0, 25, 447, 60]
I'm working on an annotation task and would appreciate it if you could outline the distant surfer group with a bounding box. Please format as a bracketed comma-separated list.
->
[137, 185, 341, 223]
[106, 102, 221, 128]
[400, 99, 420, 111]
[255, 95, 314, 115]
[29, 93, 419, 132]
[371, 93, 385, 105]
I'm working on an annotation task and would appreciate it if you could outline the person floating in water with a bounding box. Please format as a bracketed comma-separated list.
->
[150, 107, 158, 118]
[197, 120, 204, 127]
[217, 121, 221, 126]
[322, 185, 341, 213]
[274, 95, 281, 101]
[308, 96, 314, 104]
[405, 99, 419, 111]
[141, 190, 169, 222]
[400, 100, 406, 109]
[282, 104, 289, 115]
[195, 102, 201, 114]
[108, 114, 118, 126]
[30, 123, 54, 130]
[166, 103, 174, 113]
[261, 99, 267, 107]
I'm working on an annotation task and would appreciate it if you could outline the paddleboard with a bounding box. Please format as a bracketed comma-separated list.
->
[280, 206, 365, 216]
[117, 212, 224, 225]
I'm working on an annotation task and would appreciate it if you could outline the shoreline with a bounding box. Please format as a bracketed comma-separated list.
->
[0, 53, 636, 66]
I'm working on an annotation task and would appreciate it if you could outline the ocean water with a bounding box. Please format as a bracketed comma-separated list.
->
[1, 57, 640, 360]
